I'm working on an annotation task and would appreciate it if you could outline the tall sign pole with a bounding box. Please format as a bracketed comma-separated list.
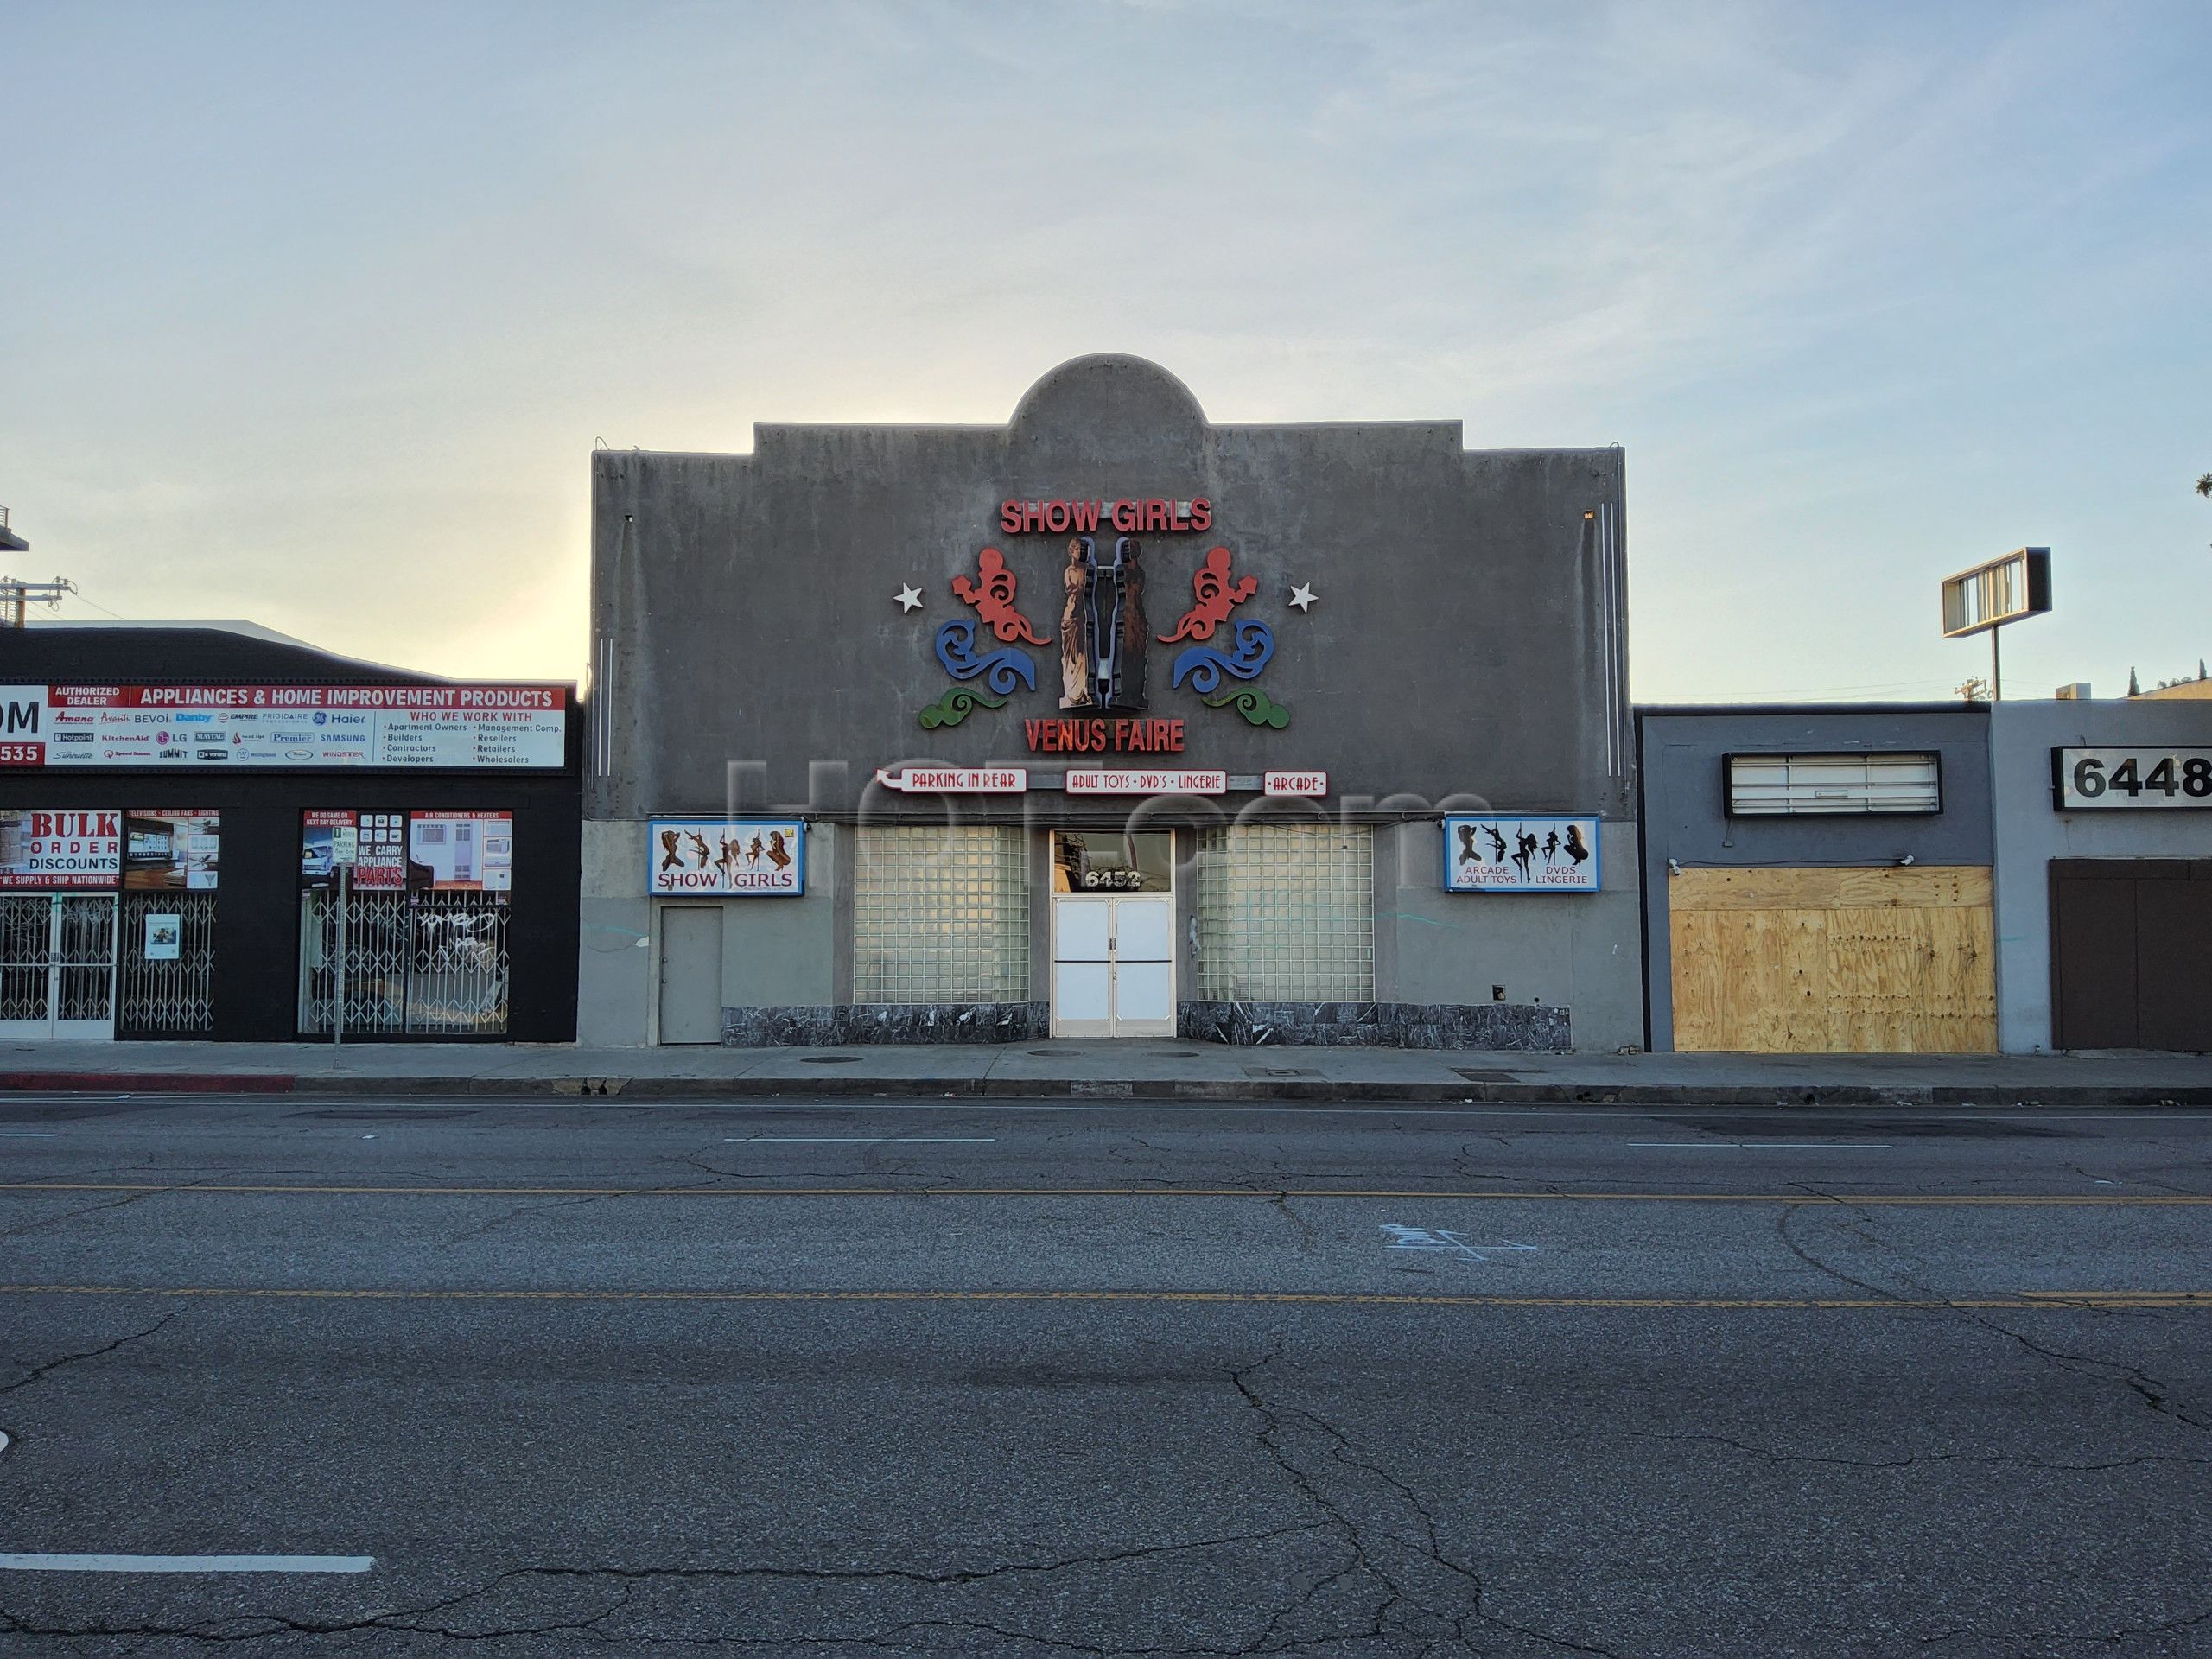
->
[1942, 547, 2051, 701]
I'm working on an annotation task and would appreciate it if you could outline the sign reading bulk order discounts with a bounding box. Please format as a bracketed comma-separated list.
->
[1442, 816, 1601, 893]
[0, 810, 122, 889]
[649, 822, 805, 895]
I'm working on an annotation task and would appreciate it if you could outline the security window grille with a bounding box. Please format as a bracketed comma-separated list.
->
[854, 825, 1030, 1004]
[1194, 824, 1374, 1001]
[1727, 753, 1942, 817]
[297, 889, 510, 1036]
[118, 892, 217, 1035]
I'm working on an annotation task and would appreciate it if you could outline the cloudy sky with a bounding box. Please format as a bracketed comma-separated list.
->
[5, 1, 2208, 702]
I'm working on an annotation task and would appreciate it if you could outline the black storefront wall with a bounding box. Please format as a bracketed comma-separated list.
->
[1, 626, 582, 1042]
[0, 772, 582, 1042]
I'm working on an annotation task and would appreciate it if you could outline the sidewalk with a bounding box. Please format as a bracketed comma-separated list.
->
[5, 1039, 2212, 1105]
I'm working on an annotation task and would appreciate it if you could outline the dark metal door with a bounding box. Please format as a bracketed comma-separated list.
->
[2051, 861, 2212, 1052]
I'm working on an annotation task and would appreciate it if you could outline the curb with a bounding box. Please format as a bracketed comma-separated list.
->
[5, 1071, 2209, 1108]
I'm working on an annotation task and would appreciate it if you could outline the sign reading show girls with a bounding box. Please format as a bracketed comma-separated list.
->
[648, 821, 805, 895]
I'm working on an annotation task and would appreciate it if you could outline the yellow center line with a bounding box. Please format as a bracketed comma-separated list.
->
[0, 1284, 2203, 1310]
[0, 1182, 2207, 1205]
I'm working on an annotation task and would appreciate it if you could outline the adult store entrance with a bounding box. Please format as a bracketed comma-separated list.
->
[1049, 830, 1174, 1039]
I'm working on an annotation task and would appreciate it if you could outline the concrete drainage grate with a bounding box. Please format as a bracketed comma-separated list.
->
[798, 1055, 864, 1065]
[1452, 1068, 1526, 1083]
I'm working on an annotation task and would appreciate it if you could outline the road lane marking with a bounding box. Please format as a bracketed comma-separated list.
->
[0, 1285, 2202, 1311]
[1628, 1142, 1892, 1150]
[723, 1137, 998, 1144]
[0, 1182, 2203, 1204]
[0, 1554, 372, 1573]
[0, 1133, 59, 1138]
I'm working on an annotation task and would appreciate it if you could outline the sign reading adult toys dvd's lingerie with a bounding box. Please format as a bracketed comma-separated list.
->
[0, 684, 566, 770]
[1443, 816, 1601, 893]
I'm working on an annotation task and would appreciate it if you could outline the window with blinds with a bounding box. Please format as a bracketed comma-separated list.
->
[1726, 753, 1942, 817]
[1194, 824, 1374, 1001]
[853, 825, 1030, 1004]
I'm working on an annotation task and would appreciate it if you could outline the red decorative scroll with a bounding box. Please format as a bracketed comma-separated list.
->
[1159, 546, 1258, 643]
[952, 547, 1050, 645]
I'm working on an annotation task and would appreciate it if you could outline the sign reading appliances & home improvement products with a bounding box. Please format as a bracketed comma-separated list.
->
[1442, 816, 1600, 893]
[0, 684, 566, 770]
[2054, 747, 2212, 810]
[649, 822, 805, 894]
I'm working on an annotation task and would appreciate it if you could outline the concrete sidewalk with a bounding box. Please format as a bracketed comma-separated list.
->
[4, 1039, 2212, 1105]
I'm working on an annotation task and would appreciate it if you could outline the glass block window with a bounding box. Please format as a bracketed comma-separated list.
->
[1727, 752, 1942, 816]
[1194, 824, 1374, 1001]
[854, 825, 1030, 1003]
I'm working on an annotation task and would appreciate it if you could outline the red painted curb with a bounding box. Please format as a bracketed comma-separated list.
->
[0, 1073, 296, 1094]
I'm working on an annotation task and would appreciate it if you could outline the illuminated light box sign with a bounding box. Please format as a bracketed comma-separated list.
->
[1263, 771, 1327, 798]
[0, 810, 122, 889]
[874, 768, 1028, 793]
[649, 821, 806, 894]
[0, 683, 567, 769]
[1065, 769, 1226, 796]
[1442, 815, 1600, 893]
[1941, 548, 2051, 639]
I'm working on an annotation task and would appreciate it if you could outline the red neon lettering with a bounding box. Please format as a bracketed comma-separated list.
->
[1020, 501, 1046, 534]
[1045, 501, 1070, 533]
[1111, 499, 1139, 532]
[1001, 500, 1024, 535]
[1190, 498, 1211, 531]
[1071, 499, 1100, 532]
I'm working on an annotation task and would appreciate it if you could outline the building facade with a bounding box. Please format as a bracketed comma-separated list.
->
[583, 353, 1637, 1048]
[0, 624, 581, 1042]
[1639, 696, 2212, 1054]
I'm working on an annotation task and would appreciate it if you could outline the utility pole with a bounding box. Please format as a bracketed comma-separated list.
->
[0, 508, 78, 627]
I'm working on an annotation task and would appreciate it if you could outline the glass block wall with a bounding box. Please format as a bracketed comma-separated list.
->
[854, 825, 1030, 1003]
[1194, 824, 1375, 1001]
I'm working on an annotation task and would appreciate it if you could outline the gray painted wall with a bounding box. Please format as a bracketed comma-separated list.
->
[588, 354, 1630, 824]
[1990, 699, 2212, 1052]
[1638, 708, 1993, 1052]
[1388, 819, 1643, 1052]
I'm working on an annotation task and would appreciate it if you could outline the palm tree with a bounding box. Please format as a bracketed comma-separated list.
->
[2199, 473, 2212, 498]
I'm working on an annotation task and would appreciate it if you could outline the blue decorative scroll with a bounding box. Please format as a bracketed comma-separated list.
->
[934, 620, 1037, 696]
[1171, 619, 1274, 695]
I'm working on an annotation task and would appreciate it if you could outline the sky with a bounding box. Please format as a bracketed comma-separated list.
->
[3, 0, 2209, 702]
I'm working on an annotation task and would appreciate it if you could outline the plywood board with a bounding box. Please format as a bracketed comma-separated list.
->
[1669, 866, 1995, 1053]
[1671, 865, 1990, 912]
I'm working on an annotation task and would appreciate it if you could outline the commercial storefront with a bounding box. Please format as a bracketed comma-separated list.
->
[1991, 698, 2212, 1052]
[1639, 696, 2212, 1054]
[1637, 706, 1997, 1054]
[0, 625, 581, 1042]
[583, 353, 1638, 1048]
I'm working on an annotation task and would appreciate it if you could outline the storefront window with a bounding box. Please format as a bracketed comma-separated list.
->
[1051, 830, 1173, 893]
[1194, 824, 1375, 1001]
[855, 825, 1029, 1004]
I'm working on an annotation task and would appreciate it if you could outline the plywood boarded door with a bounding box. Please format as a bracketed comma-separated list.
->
[1669, 866, 1996, 1053]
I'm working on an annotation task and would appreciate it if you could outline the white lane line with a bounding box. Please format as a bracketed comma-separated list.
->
[1628, 1141, 1892, 1150]
[0, 1554, 372, 1573]
[724, 1136, 996, 1144]
[0, 1133, 59, 1138]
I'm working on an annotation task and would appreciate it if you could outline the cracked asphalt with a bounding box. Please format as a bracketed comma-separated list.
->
[0, 1092, 2207, 1656]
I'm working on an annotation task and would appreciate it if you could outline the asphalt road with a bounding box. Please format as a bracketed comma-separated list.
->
[0, 1092, 2206, 1656]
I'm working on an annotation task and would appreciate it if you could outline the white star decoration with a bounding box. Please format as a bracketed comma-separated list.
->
[1289, 582, 1319, 612]
[894, 584, 923, 613]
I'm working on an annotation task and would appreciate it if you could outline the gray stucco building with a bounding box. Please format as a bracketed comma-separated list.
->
[582, 353, 1637, 1049]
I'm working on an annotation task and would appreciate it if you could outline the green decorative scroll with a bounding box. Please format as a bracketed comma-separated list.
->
[918, 685, 1009, 729]
[1203, 686, 1291, 728]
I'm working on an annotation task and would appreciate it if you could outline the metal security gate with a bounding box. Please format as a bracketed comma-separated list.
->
[0, 893, 118, 1039]
[298, 889, 510, 1038]
[118, 891, 218, 1036]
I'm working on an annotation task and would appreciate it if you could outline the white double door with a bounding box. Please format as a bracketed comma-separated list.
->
[1052, 893, 1174, 1038]
[0, 893, 117, 1039]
